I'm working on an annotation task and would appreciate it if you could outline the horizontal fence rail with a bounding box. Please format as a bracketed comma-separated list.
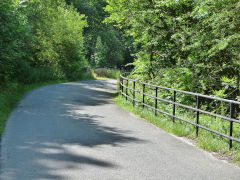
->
[119, 74, 240, 149]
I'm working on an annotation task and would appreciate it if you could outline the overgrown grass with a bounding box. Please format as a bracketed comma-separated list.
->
[0, 72, 95, 137]
[114, 94, 240, 165]
[105, 69, 120, 79]
[94, 69, 120, 80]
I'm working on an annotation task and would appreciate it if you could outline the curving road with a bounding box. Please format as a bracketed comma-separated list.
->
[1, 80, 240, 180]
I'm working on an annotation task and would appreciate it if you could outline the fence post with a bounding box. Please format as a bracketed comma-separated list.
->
[173, 91, 176, 123]
[229, 103, 234, 149]
[120, 77, 122, 96]
[196, 95, 200, 137]
[155, 87, 158, 116]
[122, 78, 124, 96]
[126, 79, 128, 101]
[121, 78, 124, 97]
[133, 81, 136, 106]
[142, 84, 145, 108]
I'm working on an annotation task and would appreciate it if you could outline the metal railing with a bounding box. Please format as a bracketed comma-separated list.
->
[120, 74, 240, 149]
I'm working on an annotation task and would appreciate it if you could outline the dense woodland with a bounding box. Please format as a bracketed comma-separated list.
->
[0, 0, 132, 88]
[1, 0, 240, 100]
[106, 0, 240, 101]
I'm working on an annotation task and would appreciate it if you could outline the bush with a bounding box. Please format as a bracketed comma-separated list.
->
[94, 68, 120, 79]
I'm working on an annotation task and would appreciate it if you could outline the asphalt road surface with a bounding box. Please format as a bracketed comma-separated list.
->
[1, 80, 240, 180]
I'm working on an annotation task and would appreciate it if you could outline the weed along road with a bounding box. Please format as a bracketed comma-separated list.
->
[1, 80, 240, 180]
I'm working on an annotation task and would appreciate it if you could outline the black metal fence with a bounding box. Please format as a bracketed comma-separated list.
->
[120, 74, 240, 149]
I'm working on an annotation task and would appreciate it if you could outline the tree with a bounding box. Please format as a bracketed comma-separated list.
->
[106, 0, 240, 99]
[92, 36, 108, 67]
[66, 0, 133, 68]
[0, 0, 30, 85]
[23, 0, 88, 80]
[0, 0, 88, 86]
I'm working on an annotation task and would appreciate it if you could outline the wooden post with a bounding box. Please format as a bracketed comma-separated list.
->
[126, 79, 128, 101]
[173, 91, 176, 123]
[133, 81, 136, 106]
[155, 87, 158, 116]
[229, 103, 234, 149]
[142, 84, 145, 108]
[196, 96, 200, 137]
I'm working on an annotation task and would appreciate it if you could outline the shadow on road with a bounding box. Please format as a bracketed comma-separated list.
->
[1, 80, 146, 179]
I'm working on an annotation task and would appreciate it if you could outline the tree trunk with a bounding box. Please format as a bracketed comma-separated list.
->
[149, 45, 155, 79]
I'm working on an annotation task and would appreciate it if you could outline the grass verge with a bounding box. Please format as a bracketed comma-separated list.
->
[114, 94, 240, 166]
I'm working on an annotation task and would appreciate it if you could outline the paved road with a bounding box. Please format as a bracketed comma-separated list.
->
[1, 80, 240, 180]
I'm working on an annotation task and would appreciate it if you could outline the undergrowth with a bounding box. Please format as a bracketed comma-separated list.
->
[94, 69, 120, 80]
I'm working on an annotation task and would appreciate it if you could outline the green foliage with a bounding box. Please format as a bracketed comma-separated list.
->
[24, 0, 87, 80]
[105, 69, 120, 79]
[92, 36, 109, 67]
[0, 0, 30, 85]
[66, 0, 132, 68]
[106, 0, 240, 101]
[94, 68, 120, 79]
[0, 0, 89, 87]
